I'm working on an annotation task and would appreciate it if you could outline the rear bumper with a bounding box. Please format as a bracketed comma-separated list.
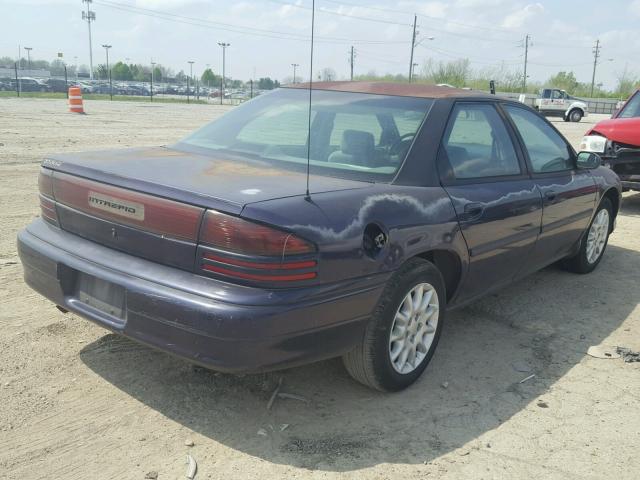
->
[17, 219, 386, 373]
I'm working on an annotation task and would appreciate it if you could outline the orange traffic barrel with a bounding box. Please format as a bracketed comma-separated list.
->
[68, 86, 84, 114]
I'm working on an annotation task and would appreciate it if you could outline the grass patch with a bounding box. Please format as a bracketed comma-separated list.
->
[0, 91, 208, 104]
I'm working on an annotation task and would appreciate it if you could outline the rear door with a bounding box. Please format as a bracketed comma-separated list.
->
[502, 104, 597, 270]
[438, 102, 542, 302]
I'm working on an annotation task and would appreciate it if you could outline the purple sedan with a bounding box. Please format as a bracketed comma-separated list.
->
[18, 82, 621, 391]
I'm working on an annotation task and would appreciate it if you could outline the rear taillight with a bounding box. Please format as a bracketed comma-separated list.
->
[199, 210, 317, 283]
[52, 172, 204, 241]
[38, 170, 58, 225]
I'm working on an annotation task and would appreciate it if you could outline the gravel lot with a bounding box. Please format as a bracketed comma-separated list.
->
[0, 98, 638, 480]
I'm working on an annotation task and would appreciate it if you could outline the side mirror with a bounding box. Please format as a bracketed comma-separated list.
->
[576, 151, 602, 169]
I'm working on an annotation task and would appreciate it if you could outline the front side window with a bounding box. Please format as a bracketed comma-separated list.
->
[441, 103, 521, 179]
[618, 91, 640, 118]
[504, 105, 573, 173]
[180, 88, 432, 182]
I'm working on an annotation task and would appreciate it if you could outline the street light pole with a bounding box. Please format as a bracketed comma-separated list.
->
[24, 47, 32, 72]
[102, 44, 112, 99]
[218, 42, 230, 105]
[291, 63, 299, 83]
[151, 60, 156, 102]
[187, 60, 194, 104]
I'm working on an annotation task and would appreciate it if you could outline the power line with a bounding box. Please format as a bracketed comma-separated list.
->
[417, 44, 521, 66]
[266, 0, 413, 26]
[94, 0, 407, 45]
[319, 0, 520, 35]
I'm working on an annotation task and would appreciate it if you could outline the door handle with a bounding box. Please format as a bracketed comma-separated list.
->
[460, 203, 484, 221]
[544, 191, 557, 202]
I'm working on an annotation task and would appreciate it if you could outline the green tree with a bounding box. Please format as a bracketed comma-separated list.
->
[152, 66, 162, 82]
[258, 77, 279, 90]
[49, 59, 66, 76]
[614, 67, 640, 98]
[132, 64, 150, 82]
[111, 61, 132, 80]
[95, 64, 108, 80]
[545, 71, 579, 93]
[201, 68, 220, 87]
[175, 70, 187, 83]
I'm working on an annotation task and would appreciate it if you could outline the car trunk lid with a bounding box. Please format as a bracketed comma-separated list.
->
[41, 146, 369, 272]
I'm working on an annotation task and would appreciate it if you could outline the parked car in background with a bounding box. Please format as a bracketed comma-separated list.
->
[43, 78, 72, 93]
[535, 88, 588, 122]
[18, 82, 621, 391]
[16, 77, 50, 92]
[0, 78, 13, 91]
[581, 89, 640, 191]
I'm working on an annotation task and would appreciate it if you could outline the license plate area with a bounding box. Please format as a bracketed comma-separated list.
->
[75, 272, 126, 321]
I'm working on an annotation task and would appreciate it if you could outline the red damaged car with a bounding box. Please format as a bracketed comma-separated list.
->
[581, 89, 640, 190]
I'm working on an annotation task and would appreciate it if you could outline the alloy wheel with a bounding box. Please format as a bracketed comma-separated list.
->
[586, 209, 609, 264]
[388, 282, 439, 374]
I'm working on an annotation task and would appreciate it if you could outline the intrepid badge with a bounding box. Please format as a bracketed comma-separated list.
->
[88, 191, 145, 221]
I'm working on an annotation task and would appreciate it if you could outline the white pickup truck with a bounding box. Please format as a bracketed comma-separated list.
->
[534, 88, 588, 122]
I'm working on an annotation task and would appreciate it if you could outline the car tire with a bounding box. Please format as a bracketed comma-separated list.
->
[343, 257, 445, 392]
[562, 197, 612, 274]
[569, 108, 583, 122]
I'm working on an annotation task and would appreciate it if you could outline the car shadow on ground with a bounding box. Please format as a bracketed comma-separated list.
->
[79, 240, 639, 472]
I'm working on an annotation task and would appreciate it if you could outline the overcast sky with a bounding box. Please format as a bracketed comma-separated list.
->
[1, 0, 639, 89]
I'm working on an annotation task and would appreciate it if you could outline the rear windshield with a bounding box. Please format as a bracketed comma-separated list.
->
[178, 88, 433, 182]
[618, 91, 640, 118]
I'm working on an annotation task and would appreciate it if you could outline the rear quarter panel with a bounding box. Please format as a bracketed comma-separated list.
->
[241, 184, 469, 294]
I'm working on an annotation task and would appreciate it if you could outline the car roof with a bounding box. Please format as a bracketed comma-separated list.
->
[283, 81, 490, 99]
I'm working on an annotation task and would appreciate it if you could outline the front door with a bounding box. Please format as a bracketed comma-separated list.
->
[438, 102, 543, 302]
[502, 104, 597, 271]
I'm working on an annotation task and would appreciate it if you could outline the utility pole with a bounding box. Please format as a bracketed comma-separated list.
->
[24, 47, 32, 72]
[349, 46, 355, 81]
[82, 0, 96, 80]
[291, 63, 299, 83]
[522, 34, 530, 93]
[218, 42, 230, 105]
[590, 39, 601, 98]
[409, 14, 417, 83]
[102, 44, 111, 99]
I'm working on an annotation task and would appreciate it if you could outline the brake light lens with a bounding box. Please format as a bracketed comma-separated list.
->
[52, 172, 204, 241]
[38, 169, 58, 225]
[199, 210, 317, 283]
[200, 210, 315, 256]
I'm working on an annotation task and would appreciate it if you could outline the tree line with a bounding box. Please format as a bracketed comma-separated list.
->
[355, 58, 639, 99]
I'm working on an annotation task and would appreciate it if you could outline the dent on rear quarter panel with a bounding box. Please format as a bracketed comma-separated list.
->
[241, 184, 469, 286]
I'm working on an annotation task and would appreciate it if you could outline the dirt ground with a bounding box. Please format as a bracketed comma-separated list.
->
[0, 98, 638, 480]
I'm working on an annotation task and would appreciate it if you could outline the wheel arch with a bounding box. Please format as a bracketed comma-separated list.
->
[602, 187, 620, 230]
[414, 249, 462, 303]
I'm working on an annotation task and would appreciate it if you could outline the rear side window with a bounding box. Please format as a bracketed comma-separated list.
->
[504, 106, 573, 173]
[441, 103, 521, 180]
